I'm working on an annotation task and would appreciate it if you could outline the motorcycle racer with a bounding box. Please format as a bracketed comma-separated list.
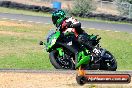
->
[52, 10, 94, 69]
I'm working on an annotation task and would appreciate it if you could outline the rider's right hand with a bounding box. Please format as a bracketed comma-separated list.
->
[66, 21, 72, 28]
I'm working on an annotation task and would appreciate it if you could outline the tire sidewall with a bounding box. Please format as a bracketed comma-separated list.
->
[49, 50, 75, 69]
[100, 50, 117, 71]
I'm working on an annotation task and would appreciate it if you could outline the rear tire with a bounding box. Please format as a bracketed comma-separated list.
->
[100, 51, 117, 71]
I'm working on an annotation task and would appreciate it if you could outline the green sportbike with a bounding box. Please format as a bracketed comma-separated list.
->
[40, 28, 117, 71]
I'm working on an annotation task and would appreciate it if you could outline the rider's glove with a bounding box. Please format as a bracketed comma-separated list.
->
[66, 21, 72, 28]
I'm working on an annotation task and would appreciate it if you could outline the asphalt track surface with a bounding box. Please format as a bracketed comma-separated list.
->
[0, 12, 132, 33]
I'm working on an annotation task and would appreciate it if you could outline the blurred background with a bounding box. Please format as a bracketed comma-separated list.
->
[0, 0, 132, 18]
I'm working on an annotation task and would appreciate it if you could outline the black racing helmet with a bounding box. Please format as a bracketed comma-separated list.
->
[52, 10, 66, 27]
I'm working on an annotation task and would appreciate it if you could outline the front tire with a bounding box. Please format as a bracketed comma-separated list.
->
[49, 50, 62, 69]
[49, 50, 75, 69]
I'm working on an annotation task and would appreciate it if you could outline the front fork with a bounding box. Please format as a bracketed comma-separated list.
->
[56, 48, 64, 57]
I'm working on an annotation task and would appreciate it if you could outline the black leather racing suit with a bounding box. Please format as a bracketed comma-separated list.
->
[57, 17, 93, 50]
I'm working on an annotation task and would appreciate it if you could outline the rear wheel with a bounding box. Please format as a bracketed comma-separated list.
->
[49, 50, 75, 69]
[99, 51, 117, 71]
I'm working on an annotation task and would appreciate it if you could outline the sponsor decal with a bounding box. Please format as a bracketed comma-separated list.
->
[84, 74, 131, 83]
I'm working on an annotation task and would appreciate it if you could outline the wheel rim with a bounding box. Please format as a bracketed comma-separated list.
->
[59, 59, 73, 69]
[104, 52, 116, 69]
[55, 52, 73, 69]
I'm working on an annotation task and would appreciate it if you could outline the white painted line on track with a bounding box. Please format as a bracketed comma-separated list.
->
[106, 30, 111, 31]
[36, 22, 43, 24]
[115, 31, 120, 32]
[45, 23, 50, 24]
[18, 20, 24, 22]
[28, 21, 33, 23]
[1, 18, 42, 24]
[97, 29, 102, 30]
[10, 19, 17, 21]
[2, 18, 8, 19]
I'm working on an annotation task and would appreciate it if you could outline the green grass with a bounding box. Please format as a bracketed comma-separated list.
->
[0, 7, 131, 25]
[0, 21, 54, 70]
[0, 20, 132, 70]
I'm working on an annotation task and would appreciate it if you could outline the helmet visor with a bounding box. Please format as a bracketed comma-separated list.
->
[52, 16, 60, 25]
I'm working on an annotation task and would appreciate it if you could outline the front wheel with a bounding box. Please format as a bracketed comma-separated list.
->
[99, 51, 117, 71]
[49, 50, 75, 69]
